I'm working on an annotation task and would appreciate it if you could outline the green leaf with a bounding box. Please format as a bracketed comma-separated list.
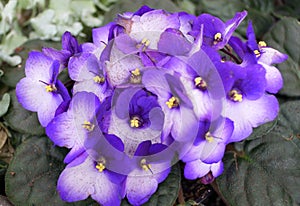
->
[217, 100, 300, 205]
[0, 93, 10, 117]
[0, 39, 61, 88]
[3, 90, 45, 135]
[103, 0, 180, 24]
[274, 0, 300, 19]
[122, 164, 181, 206]
[264, 17, 300, 97]
[5, 136, 96, 206]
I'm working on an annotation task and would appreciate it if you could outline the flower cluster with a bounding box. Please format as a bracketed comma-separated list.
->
[16, 6, 287, 206]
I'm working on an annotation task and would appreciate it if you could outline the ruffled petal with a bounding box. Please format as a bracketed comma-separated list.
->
[25, 51, 54, 81]
[125, 176, 158, 206]
[57, 153, 123, 206]
[260, 62, 283, 94]
[259, 47, 288, 65]
[171, 106, 198, 142]
[224, 94, 279, 142]
[184, 159, 210, 180]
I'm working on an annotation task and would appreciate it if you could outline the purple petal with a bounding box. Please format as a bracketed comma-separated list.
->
[114, 34, 139, 54]
[64, 145, 85, 164]
[16, 78, 51, 111]
[246, 21, 258, 51]
[106, 55, 143, 86]
[211, 161, 224, 178]
[158, 28, 192, 56]
[115, 87, 142, 119]
[223, 11, 247, 43]
[92, 22, 115, 46]
[46, 112, 84, 148]
[259, 47, 288, 65]
[56, 80, 71, 101]
[37, 94, 64, 127]
[68, 53, 97, 81]
[58, 153, 123, 205]
[73, 80, 109, 102]
[42, 47, 71, 68]
[129, 10, 180, 49]
[68, 92, 100, 120]
[62, 31, 81, 54]
[200, 142, 226, 164]
[142, 69, 170, 100]
[240, 64, 266, 100]
[184, 159, 210, 180]
[46, 92, 100, 147]
[224, 94, 279, 142]
[148, 107, 164, 131]
[25, 51, 55, 81]
[171, 106, 198, 142]
[16, 78, 63, 126]
[125, 176, 158, 206]
[134, 140, 151, 156]
[260, 63, 283, 93]
[133, 5, 154, 16]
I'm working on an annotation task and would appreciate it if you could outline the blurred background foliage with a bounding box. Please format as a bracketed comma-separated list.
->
[0, 0, 299, 205]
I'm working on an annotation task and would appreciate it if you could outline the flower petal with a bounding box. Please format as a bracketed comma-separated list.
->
[224, 94, 279, 142]
[125, 176, 158, 206]
[184, 159, 210, 180]
[58, 153, 123, 206]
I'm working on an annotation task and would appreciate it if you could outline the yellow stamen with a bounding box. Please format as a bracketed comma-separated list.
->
[254, 49, 260, 57]
[45, 84, 57, 92]
[130, 68, 142, 84]
[82, 120, 95, 131]
[194, 77, 207, 90]
[93, 75, 105, 84]
[258, 41, 267, 47]
[130, 116, 142, 128]
[166, 96, 180, 109]
[205, 132, 214, 143]
[140, 158, 151, 171]
[131, 68, 140, 77]
[96, 163, 105, 172]
[229, 89, 243, 102]
[141, 38, 150, 47]
[213, 32, 222, 44]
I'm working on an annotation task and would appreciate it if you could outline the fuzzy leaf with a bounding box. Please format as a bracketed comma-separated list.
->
[3, 91, 44, 135]
[0, 93, 10, 117]
[5, 136, 96, 206]
[217, 100, 300, 205]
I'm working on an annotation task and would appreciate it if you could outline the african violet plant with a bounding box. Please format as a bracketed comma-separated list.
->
[14, 5, 287, 206]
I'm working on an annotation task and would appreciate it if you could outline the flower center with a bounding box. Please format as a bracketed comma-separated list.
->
[82, 120, 95, 131]
[229, 89, 243, 102]
[254, 49, 260, 57]
[95, 157, 106, 172]
[140, 158, 152, 172]
[93, 75, 105, 84]
[166, 96, 180, 109]
[45, 84, 57, 92]
[205, 131, 214, 143]
[213, 32, 222, 45]
[130, 116, 143, 128]
[258, 41, 267, 47]
[130, 68, 142, 84]
[194, 76, 207, 90]
[136, 38, 150, 51]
